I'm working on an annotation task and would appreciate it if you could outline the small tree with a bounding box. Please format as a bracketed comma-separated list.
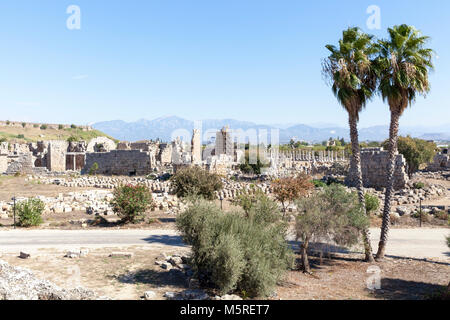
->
[88, 162, 99, 175]
[171, 166, 222, 200]
[58, 124, 64, 130]
[17, 198, 45, 227]
[40, 124, 47, 130]
[272, 174, 314, 216]
[295, 184, 369, 273]
[110, 184, 153, 223]
[382, 136, 437, 177]
[71, 124, 77, 129]
[21, 122, 26, 128]
[365, 193, 380, 215]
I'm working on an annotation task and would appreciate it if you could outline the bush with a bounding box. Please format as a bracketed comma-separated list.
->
[110, 184, 153, 223]
[435, 211, 449, 221]
[171, 166, 223, 200]
[295, 184, 369, 272]
[40, 124, 47, 130]
[58, 124, 64, 130]
[16, 198, 45, 227]
[71, 124, 77, 129]
[67, 136, 78, 143]
[33, 124, 39, 128]
[413, 182, 425, 190]
[364, 193, 380, 215]
[176, 197, 294, 297]
[21, 122, 26, 128]
[16, 134, 25, 139]
[312, 179, 327, 188]
[88, 162, 99, 175]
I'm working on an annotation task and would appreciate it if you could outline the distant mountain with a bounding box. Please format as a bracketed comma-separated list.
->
[92, 117, 450, 144]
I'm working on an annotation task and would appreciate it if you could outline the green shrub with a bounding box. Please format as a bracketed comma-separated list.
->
[16, 198, 45, 227]
[21, 122, 26, 128]
[312, 179, 327, 188]
[295, 184, 369, 272]
[16, 134, 25, 139]
[6, 120, 10, 125]
[364, 193, 380, 215]
[58, 124, 64, 130]
[413, 182, 425, 190]
[88, 162, 99, 175]
[71, 124, 77, 129]
[40, 124, 47, 130]
[67, 136, 78, 143]
[171, 166, 223, 200]
[33, 124, 39, 128]
[110, 184, 153, 223]
[176, 198, 294, 297]
[435, 211, 449, 221]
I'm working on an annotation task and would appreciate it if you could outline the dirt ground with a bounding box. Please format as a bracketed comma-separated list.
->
[1, 247, 448, 300]
[0, 176, 96, 201]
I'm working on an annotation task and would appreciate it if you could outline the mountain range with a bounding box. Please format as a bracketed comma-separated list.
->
[92, 116, 450, 144]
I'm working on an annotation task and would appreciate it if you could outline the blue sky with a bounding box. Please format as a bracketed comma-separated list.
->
[0, 0, 449, 128]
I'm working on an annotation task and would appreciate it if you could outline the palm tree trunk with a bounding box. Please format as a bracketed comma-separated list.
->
[349, 115, 374, 262]
[376, 109, 401, 260]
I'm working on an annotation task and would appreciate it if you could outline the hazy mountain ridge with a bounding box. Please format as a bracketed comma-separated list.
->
[92, 117, 450, 143]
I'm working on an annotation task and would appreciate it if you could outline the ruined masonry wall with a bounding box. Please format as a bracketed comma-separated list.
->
[360, 148, 409, 190]
[83, 150, 153, 176]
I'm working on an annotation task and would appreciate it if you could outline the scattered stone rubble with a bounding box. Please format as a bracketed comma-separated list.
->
[0, 260, 102, 300]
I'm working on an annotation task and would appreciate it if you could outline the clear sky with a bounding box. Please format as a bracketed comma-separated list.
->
[0, 0, 449, 128]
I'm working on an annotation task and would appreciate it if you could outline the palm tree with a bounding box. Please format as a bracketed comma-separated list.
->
[375, 25, 434, 260]
[323, 27, 378, 262]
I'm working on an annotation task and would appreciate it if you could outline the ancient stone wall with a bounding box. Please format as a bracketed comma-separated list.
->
[158, 144, 172, 164]
[83, 150, 152, 176]
[427, 151, 449, 171]
[5, 153, 34, 174]
[0, 155, 7, 173]
[47, 141, 68, 172]
[359, 148, 409, 190]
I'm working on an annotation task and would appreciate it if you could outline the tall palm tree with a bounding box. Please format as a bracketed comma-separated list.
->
[323, 27, 378, 262]
[375, 25, 434, 260]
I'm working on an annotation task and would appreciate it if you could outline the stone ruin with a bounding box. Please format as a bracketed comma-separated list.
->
[347, 147, 409, 190]
[427, 148, 449, 172]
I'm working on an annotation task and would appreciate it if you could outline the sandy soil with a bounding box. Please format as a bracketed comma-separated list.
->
[1, 247, 448, 300]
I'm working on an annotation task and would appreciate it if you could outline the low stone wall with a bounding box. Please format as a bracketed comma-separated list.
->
[83, 150, 153, 176]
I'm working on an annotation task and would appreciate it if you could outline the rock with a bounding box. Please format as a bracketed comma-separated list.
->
[19, 252, 30, 259]
[144, 291, 156, 300]
[214, 294, 243, 300]
[164, 292, 177, 299]
[182, 289, 209, 300]
[161, 262, 172, 270]
[0, 259, 101, 300]
[169, 256, 183, 266]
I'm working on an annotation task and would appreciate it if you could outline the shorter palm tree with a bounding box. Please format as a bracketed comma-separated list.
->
[323, 27, 378, 262]
[375, 25, 434, 260]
